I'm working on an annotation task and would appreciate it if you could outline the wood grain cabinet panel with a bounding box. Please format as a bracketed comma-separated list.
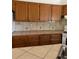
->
[63, 5, 67, 15]
[12, 1, 16, 11]
[29, 3, 39, 22]
[50, 34, 62, 44]
[15, 1, 28, 21]
[12, 34, 62, 48]
[40, 4, 51, 21]
[12, 36, 29, 48]
[12, 36, 25, 47]
[28, 35, 39, 46]
[51, 5, 63, 21]
[39, 34, 51, 45]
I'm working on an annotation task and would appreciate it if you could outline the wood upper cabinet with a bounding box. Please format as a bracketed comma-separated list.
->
[12, 1, 16, 11]
[15, 1, 28, 21]
[40, 4, 51, 21]
[63, 5, 67, 15]
[13, 1, 66, 22]
[51, 5, 63, 21]
[29, 3, 39, 22]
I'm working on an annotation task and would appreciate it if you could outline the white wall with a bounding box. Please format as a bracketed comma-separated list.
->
[17, 0, 67, 5]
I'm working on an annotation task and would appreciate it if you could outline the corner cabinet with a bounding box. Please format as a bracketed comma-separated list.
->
[28, 3, 39, 22]
[15, 1, 28, 21]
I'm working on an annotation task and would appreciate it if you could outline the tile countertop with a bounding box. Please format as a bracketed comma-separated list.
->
[12, 44, 62, 59]
[12, 30, 64, 36]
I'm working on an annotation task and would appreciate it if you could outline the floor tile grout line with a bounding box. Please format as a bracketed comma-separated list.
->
[20, 47, 33, 52]
[16, 51, 27, 59]
[42, 46, 53, 59]
[12, 49, 26, 57]
[25, 51, 44, 59]
[13, 45, 55, 59]
[14, 48, 43, 59]
[13, 47, 33, 59]
[20, 45, 53, 59]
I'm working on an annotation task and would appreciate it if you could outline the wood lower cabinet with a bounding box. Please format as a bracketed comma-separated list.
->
[39, 34, 51, 45]
[12, 36, 29, 48]
[50, 34, 62, 44]
[29, 3, 39, 22]
[15, 1, 28, 21]
[28, 35, 39, 46]
[12, 34, 62, 48]
[12, 35, 39, 48]
[40, 4, 51, 21]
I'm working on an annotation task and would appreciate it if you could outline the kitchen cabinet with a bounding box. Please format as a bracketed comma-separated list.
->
[12, 1, 16, 11]
[12, 36, 29, 48]
[29, 3, 39, 22]
[28, 35, 39, 46]
[12, 35, 39, 48]
[63, 5, 67, 15]
[15, 1, 28, 21]
[50, 34, 62, 44]
[12, 33, 62, 48]
[39, 34, 51, 45]
[51, 5, 63, 21]
[13, 1, 66, 22]
[40, 4, 51, 21]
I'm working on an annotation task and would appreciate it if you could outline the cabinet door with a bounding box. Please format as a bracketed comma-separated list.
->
[40, 4, 51, 21]
[39, 34, 51, 45]
[12, 1, 16, 11]
[51, 5, 63, 21]
[15, 1, 28, 21]
[50, 34, 62, 44]
[28, 35, 39, 46]
[29, 3, 39, 22]
[63, 5, 67, 15]
[12, 36, 28, 48]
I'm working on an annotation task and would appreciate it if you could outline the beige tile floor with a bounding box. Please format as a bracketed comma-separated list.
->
[12, 44, 61, 59]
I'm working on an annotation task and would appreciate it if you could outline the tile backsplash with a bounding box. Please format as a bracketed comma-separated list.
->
[13, 20, 66, 31]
